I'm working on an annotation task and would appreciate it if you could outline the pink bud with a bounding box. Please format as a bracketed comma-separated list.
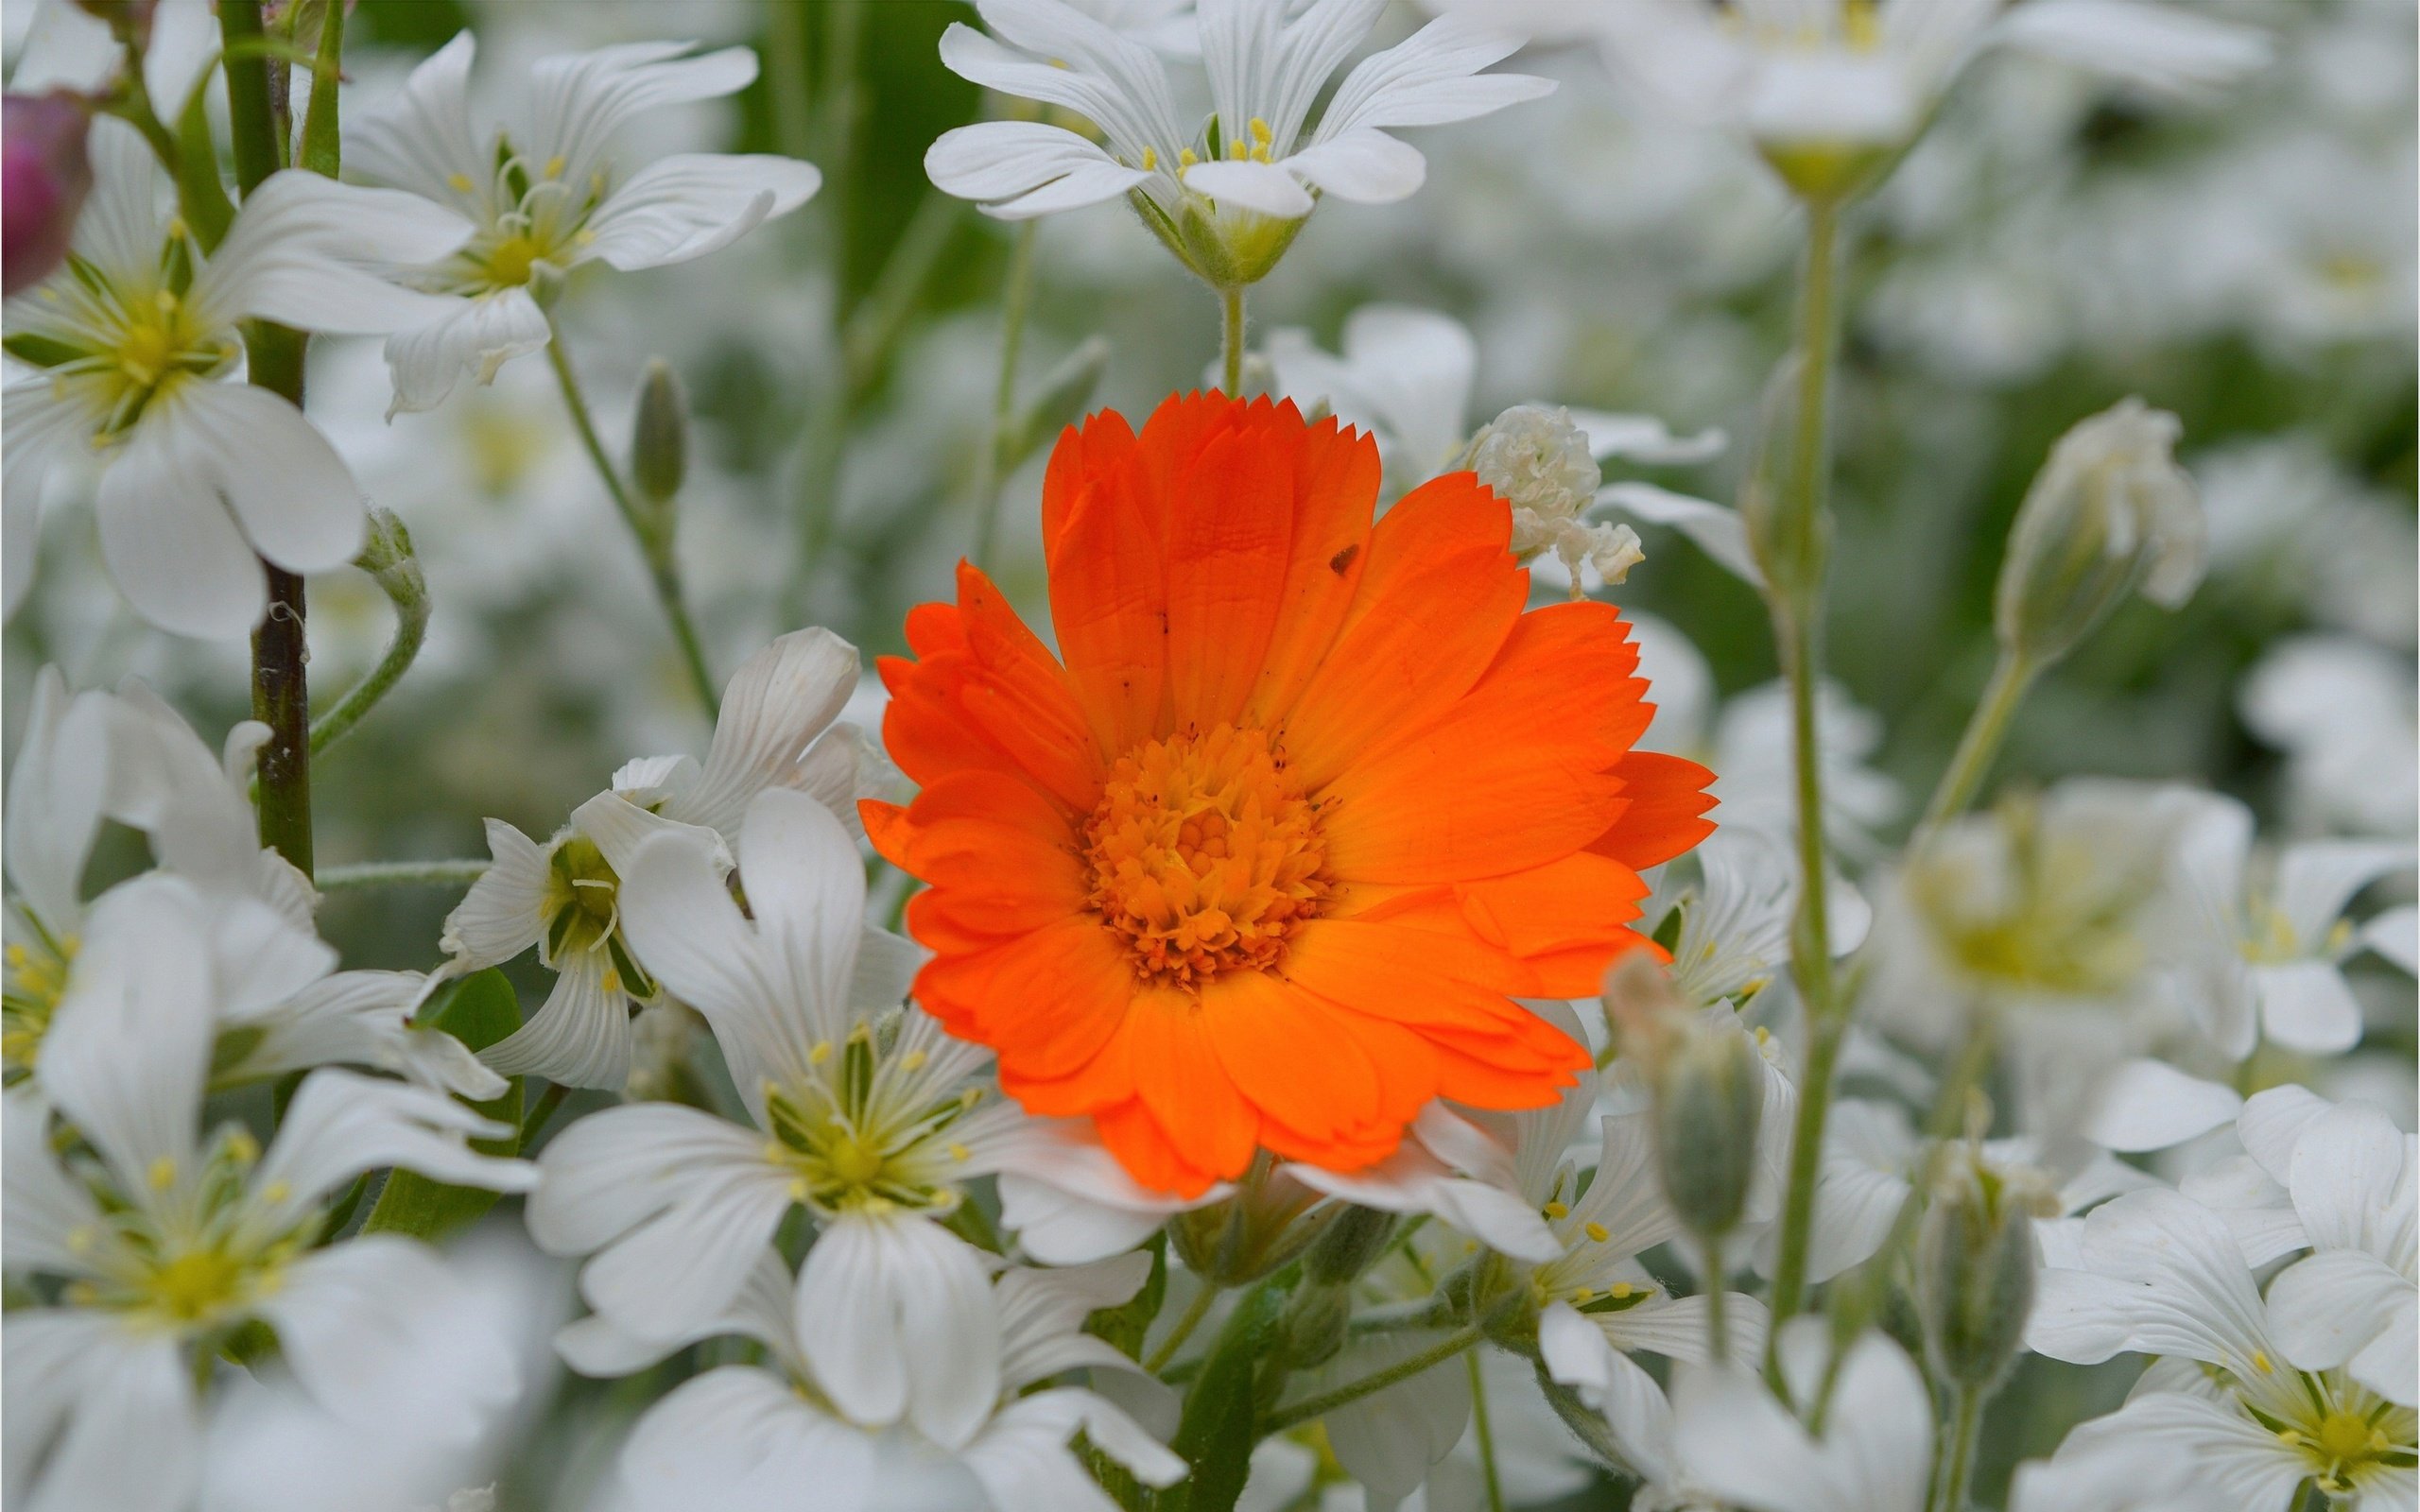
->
[4, 92, 94, 295]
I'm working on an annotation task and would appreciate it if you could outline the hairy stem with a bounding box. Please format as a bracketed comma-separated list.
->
[1929, 1381, 1984, 1512]
[1704, 1236, 1732, 1366]
[1919, 651, 2038, 834]
[314, 859, 491, 892]
[1221, 285, 1247, 396]
[1146, 1282, 1222, 1375]
[1764, 193, 1849, 1347]
[309, 576, 427, 760]
[1261, 1324, 1483, 1433]
[971, 219, 1039, 575]
[544, 323, 719, 719]
[1467, 1349, 1509, 1512]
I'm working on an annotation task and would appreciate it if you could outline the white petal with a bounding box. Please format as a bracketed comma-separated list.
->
[3, 1091, 105, 1276]
[234, 969, 509, 1100]
[3, 669, 110, 936]
[251, 1068, 533, 1227]
[1280, 129, 1426, 204]
[1285, 1146, 1557, 1263]
[963, 1389, 1183, 1512]
[2286, 1102, 2411, 1253]
[735, 788, 867, 1039]
[2083, 1058, 2242, 1153]
[258, 1237, 519, 1441]
[994, 1253, 1156, 1388]
[925, 121, 1151, 218]
[196, 171, 473, 334]
[675, 627, 861, 838]
[2359, 905, 2419, 974]
[526, 43, 761, 194]
[1991, 0, 2272, 94]
[794, 1211, 1001, 1448]
[1599, 1290, 1772, 1367]
[1568, 410, 1728, 466]
[160, 383, 371, 575]
[201, 892, 339, 1023]
[1180, 159, 1315, 218]
[2274, 839, 2414, 948]
[2237, 1082, 2333, 1185]
[478, 950, 634, 1091]
[94, 404, 268, 639]
[9, 1319, 197, 1512]
[585, 154, 822, 270]
[1537, 1301, 1679, 1483]
[1300, 1327, 1472, 1510]
[1314, 13, 1552, 137]
[2056, 1392, 2306, 1510]
[2266, 1249, 2414, 1402]
[2251, 960, 2364, 1054]
[440, 819, 550, 968]
[1599, 483, 1764, 586]
[382, 288, 552, 416]
[344, 31, 488, 212]
[2027, 1189, 2273, 1375]
[620, 1366, 876, 1512]
[0, 380, 91, 618]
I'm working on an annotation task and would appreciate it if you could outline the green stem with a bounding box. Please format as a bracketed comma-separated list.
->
[544, 323, 719, 719]
[222, 0, 317, 879]
[1467, 1349, 1509, 1512]
[314, 859, 490, 891]
[1262, 1324, 1484, 1432]
[1762, 193, 1849, 1349]
[971, 219, 1040, 575]
[1221, 285, 1247, 395]
[519, 1080, 572, 1149]
[766, 0, 812, 162]
[1928, 1382, 1984, 1512]
[308, 576, 425, 760]
[1919, 652, 2037, 834]
[1146, 1281, 1222, 1374]
[296, 0, 345, 178]
[1704, 1235, 1732, 1366]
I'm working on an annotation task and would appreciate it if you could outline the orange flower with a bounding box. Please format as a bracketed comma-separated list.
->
[865, 394, 1716, 1195]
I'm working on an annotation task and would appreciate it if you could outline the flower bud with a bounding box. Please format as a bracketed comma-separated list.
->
[1605, 954, 1765, 1242]
[1277, 1280, 1350, 1368]
[4, 93, 93, 296]
[630, 358, 688, 507]
[1739, 354, 1828, 602]
[1916, 1152, 2054, 1393]
[1169, 1160, 1326, 1285]
[1995, 398, 2204, 668]
[1302, 1203, 1397, 1286]
[354, 507, 427, 608]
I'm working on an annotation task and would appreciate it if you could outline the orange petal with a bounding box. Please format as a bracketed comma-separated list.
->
[952, 563, 1104, 809]
[1589, 751, 1720, 871]
[1164, 406, 1301, 730]
[1242, 415, 1378, 724]
[1199, 971, 1382, 1142]
[917, 918, 1132, 1081]
[1121, 990, 1259, 1180]
[1094, 1098, 1222, 1198]
[1045, 410, 1168, 756]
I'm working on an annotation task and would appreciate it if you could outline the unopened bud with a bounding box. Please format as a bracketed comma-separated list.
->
[4, 93, 93, 295]
[354, 507, 426, 608]
[1605, 954, 1765, 1241]
[1169, 1160, 1326, 1285]
[1303, 1203, 1397, 1285]
[1277, 1280, 1351, 1368]
[1916, 1151, 2053, 1392]
[1739, 354, 1828, 601]
[1995, 398, 2204, 668]
[631, 358, 688, 506]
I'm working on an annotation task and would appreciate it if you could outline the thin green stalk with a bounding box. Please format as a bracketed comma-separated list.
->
[1221, 286, 1247, 395]
[1928, 1382, 1984, 1512]
[1919, 651, 2037, 833]
[1262, 1324, 1484, 1432]
[1763, 193, 1849, 1349]
[971, 220, 1040, 575]
[765, 0, 813, 163]
[544, 324, 719, 719]
[1146, 1282, 1222, 1374]
[520, 1081, 573, 1149]
[314, 859, 491, 891]
[296, 0, 345, 178]
[222, 0, 316, 878]
[309, 575, 425, 760]
[1703, 1236, 1732, 1366]
[1467, 1349, 1509, 1512]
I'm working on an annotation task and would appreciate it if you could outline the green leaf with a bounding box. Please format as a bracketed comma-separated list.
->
[1164, 1280, 1289, 1512]
[1086, 1231, 1167, 1363]
[359, 971, 523, 1242]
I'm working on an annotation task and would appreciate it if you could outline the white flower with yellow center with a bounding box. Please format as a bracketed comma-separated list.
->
[2033, 1187, 2418, 1510]
[1, 120, 474, 636]
[439, 628, 875, 1091]
[526, 787, 1201, 1444]
[348, 31, 822, 415]
[926, 0, 1549, 285]
[1, 882, 537, 1512]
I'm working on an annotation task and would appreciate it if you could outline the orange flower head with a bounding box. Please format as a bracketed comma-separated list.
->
[865, 393, 1716, 1195]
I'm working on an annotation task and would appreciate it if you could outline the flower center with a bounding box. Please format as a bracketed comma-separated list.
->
[761, 1027, 977, 1217]
[1082, 724, 1331, 988]
[147, 1247, 249, 1324]
[484, 232, 546, 286]
[2, 933, 77, 1082]
[542, 833, 653, 997]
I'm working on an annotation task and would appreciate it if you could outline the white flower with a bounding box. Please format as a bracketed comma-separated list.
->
[2239, 636, 2420, 842]
[349, 31, 822, 414]
[439, 629, 873, 1090]
[2, 882, 537, 1512]
[7, 0, 216, 129]
[2006, 1433, 2217, 1512]
[925, 0, 1550, 283]
[2163, 792, 2414, 1059]
[2, 120, 474, 635]
[525, 787, 1193, 1441]
[2031, 1186, 2418, 1509]
[1263, 303, 1723, 492]
[566, 1249, 1184, 1512]
[1668, 1321, 1932, 1512]
[1495, 0, 2266, 174]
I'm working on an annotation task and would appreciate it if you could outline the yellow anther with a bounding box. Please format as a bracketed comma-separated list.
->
[946, 1142, 970, 1161]
[261, 1181, 290, 1204]
[148, 1157, 177, 1191]
[901, 1050, 927, 1072]
[1178, 146, 1199, 169]
[1541, 1200, 1569, 1221]
[1140, 146, 1158, 171]
[448, 171, 475, 193]
[1247, 117, 1274, 163]
[788, 1177, 811, 1201]
[225, 1130, 259, 1164]
[601, 969, 622, 994]
[809, 1040, 834, 1064]
[66, 1226, 94, 1254]
[1608, 1281, 1635, 1299]
[1583, 1221, 1610, 1243]
[65, 1281, 98, 1306]
[1228, 135, 1250, 161]
[1570, 1287, 1595, 1303]
[543, 154, 566, 179]
[2252, 1349, 2274, 1374]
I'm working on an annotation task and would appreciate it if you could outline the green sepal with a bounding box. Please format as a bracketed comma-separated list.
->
[359, 971, 523, 1242]
[1086, 1231, 1167, 1363]
[1164, 1279, 1290, 1512]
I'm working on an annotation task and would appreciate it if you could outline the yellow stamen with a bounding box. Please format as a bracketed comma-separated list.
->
[1583, 1221, 1610, 1243]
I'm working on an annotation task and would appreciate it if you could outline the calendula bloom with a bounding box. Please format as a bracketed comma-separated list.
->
[2, 882, 537, 1512]
[869, 393, 1715, 1194]
[925, 0, 1549, 284]
[1, 120, 473, 635]
[440, 629, 874, 1090]
[349, 32, 822, 414]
